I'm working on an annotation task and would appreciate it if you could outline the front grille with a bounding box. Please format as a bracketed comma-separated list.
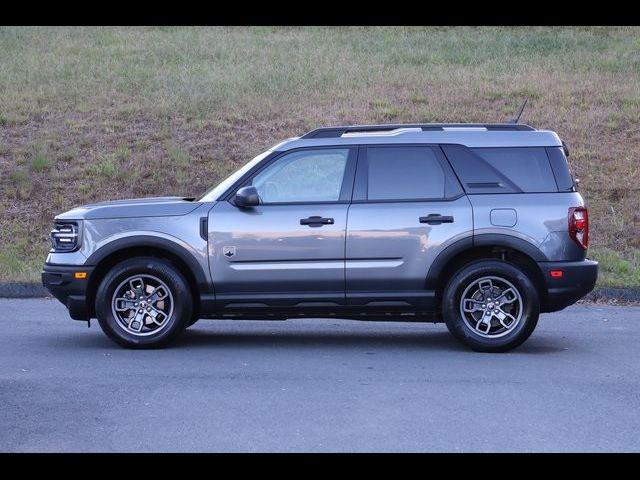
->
[50, 221, 80, 252]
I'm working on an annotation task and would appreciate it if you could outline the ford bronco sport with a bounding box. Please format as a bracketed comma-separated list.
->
[42, 123, 598, 352]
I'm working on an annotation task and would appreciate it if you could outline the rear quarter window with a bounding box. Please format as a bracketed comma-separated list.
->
[441, 145, 559, 194]
[546, 146, 575, 191]
[472, 147, 557, 192]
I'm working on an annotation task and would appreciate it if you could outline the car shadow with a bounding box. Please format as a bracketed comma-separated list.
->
[174, 325, 569, 354]
[53, 321, 569, 355]
[514, 340, 572, 355]
[175, 327, 468, 352]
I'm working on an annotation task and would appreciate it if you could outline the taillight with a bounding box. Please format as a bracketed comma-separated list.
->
[568, 207, 589, 249]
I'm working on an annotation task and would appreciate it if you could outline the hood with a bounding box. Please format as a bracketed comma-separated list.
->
[55, 196, 201, 220]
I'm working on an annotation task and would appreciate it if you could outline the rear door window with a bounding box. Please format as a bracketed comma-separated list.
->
[360, 146, 463, 201]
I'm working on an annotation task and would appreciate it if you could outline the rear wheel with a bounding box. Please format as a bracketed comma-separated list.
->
[95, 257, 192, 348]
[442, 260, 539, 352]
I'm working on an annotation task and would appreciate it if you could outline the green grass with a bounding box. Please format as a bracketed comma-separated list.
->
[85, 146, 128, 178]
[86, 156, 120, 179]
[30, 144, 51, 171]
[0, 26, 639, 286]
[590, 248, 640, 288]
[7, 170, 32, 199]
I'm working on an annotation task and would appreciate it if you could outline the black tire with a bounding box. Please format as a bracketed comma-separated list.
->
[442, 260, 539, 353]
[95, 257, 193, 348]
[187, 316, 199, 328]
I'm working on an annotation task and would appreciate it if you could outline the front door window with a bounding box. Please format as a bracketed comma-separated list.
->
[251, 148, 349, 203]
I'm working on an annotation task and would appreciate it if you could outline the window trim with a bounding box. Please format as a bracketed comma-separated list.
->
[222, 146, 358, 205]
[352, 144, 464, 203]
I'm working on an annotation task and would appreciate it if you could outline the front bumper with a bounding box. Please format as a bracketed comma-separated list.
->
[42, 264, 95, 320]
[538, 259, 598, 312]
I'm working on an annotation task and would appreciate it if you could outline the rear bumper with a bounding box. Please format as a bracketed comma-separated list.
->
[538, 259, 598, 312]
[42, 264, 94, 320]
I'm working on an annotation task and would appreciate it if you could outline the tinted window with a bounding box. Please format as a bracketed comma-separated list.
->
[251, 149, 348, 203]
[546, 147, 575, 191]
[471, 147, 557, 193]
[441, 144, 515, 194]
[366, 147, 446, 200]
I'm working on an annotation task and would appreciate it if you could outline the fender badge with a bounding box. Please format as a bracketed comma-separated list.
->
[223, 246, 236, 258]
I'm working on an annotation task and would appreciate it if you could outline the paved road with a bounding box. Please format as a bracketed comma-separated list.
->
[1, 299, 639, 452]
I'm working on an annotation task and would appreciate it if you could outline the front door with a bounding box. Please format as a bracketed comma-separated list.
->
[345, 145, 473, 310]
[209, 147, 357, 312]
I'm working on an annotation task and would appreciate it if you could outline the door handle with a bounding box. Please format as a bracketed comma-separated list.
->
[300, 216, 335, 227]
[419, 214, 454, 225]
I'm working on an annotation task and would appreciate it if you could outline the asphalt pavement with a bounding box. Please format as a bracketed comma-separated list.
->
[1, 298, 639, 452]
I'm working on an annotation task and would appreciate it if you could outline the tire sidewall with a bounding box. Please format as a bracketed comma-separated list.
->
[96, 258, 192, 348]
[443, 260, 539, 352]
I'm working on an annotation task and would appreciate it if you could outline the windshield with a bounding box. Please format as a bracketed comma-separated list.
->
[199, 150, 272, 202]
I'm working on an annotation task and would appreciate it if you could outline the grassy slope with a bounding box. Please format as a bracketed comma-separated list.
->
[0, 26, 639, 286]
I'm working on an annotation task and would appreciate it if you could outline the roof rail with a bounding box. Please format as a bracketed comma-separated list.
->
[301, 123, 535, 139]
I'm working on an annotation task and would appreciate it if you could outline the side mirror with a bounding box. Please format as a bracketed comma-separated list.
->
[234, 186, 260, 207]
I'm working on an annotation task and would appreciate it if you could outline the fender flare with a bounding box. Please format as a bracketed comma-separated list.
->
[85, 235, 211, 293]
[425, 233, 547, 290]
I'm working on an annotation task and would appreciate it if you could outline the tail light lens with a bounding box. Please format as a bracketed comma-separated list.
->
[568, 207, 588, 249]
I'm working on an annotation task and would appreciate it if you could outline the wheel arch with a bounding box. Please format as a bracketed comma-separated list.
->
[85, 236, 210, 319]
[427, 234, 548, 309]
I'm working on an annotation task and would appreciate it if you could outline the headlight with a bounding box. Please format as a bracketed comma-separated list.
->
[50, 221, 81, 252]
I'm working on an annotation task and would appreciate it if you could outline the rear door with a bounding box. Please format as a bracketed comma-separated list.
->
[345, 145, 473, 309]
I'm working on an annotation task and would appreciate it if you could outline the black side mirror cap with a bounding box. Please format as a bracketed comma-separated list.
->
[234, 186, 260, 207]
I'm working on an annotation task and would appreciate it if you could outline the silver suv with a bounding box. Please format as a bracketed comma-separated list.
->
[42, 123, 598, 352]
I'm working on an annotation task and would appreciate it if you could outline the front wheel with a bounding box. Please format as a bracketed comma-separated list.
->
[95, 257, 193, 348]
[442, 260, 539, 352]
